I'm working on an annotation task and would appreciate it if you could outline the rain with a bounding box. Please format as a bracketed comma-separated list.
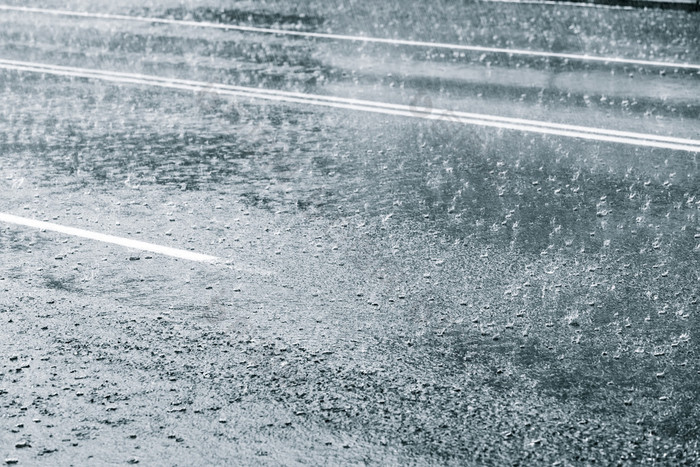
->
[0, 0, 698, 465]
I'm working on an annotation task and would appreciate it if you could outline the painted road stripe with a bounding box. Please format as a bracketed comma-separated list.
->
[481, 0, 696, 10]
[3, 58, 698, 147]
[4, 58, 699, 147]
[0, 5, 698, 71]
[1, 59, 699, 152]
[479, 0, 636, 9]
[0, 213, 219, 263]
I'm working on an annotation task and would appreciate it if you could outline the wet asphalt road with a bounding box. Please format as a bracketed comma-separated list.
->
[1, 1, 699, 465]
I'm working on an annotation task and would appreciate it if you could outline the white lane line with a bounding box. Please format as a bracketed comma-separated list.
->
[482, 0, 696, 9]
[0, 5, 698, 71]
[1, 59, 699, 152]
[3, 58, 698, 148]
[0, 212, 219, 263]
[479, 0, 636, 9]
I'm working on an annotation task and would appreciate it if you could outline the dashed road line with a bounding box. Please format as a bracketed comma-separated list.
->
[0, 212, 219, 263]
[1, 59, 699, 152]
[0, 5, 699, 70]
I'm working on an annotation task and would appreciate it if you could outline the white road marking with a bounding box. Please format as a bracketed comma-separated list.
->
[1, 59, 699, 151]
[5, 58, 699, 146]
[479, 0, 636, 9]
[482, 0, 696, 9]
[1, 59, 698, 152]
[0, 212, 219, 263]
[0, 5, 698, 71]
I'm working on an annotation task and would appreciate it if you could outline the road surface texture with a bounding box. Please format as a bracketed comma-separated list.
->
[0, 0, 698, 465]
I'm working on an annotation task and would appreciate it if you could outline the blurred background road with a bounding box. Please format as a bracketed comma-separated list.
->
[0, 1, 698, 465]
